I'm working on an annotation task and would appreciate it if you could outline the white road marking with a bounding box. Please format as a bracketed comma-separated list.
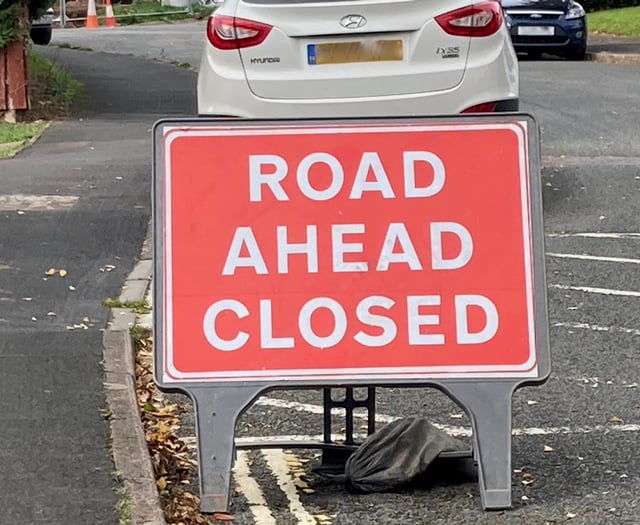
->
[0, 194, 78, 211]
[553, 321, 640, 337]
[261, 449, 317, 525]
[547, 252, 640, 265]
[233, 450, 278, 525]
[180, 420, 640, 452]
[542, 155, 640, 167]
[549, 284, 640, 297]
[546, 232, 640, 239]
[253, 397, 640, 438]
[256, 396, 395, 424]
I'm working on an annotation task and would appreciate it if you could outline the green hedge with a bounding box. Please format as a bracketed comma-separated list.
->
[582, 0, 640, 12]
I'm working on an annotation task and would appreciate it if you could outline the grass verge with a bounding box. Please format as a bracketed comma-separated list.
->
[0, 48, 82, 158]
[104, 298, 152, 314]
[28, 49, 83, 118]
[0, 120, 47, 158]
[588, 6, 640, 37]
[113, 0, 214, 25]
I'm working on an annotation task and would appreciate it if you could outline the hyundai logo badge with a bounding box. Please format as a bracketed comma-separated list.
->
[340, 14, 367, 29]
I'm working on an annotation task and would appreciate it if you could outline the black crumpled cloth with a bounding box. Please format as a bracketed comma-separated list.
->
[344, 416, 468, 493]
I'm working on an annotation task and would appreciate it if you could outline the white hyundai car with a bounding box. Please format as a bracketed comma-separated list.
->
[197, 0, 519, 118]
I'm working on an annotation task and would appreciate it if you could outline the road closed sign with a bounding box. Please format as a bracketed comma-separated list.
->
[153, 117, 549, 385]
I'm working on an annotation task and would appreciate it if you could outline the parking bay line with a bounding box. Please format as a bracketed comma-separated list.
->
[553, 321, 640, 337]
[183, 419, 640, 453]
[547, 252, 640, 265]
[546, 233, 640, 240]
[542, 155, 640, 167]
[549, 283, 640, 297]
[247, 398, 640, 438]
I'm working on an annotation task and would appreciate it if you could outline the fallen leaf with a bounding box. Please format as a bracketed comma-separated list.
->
[213, 512, 235, 521]
[59, 269, 68, 277]
[156, 404, 177, 417]
[610, 416, 624, 425]
[156, 477, 168, 490]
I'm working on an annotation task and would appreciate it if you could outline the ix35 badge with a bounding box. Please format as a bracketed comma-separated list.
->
[437, 46, 460, 59]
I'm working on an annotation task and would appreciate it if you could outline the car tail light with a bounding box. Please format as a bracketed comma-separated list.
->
[462, 102, 497, 113]
[435, 1, 503, 37]
[207, 15, 272, 50]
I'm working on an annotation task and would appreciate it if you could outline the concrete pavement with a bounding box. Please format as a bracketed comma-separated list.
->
[0, 47, 195, 524]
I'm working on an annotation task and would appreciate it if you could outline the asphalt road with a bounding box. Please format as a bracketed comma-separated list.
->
[32, 23, 640, 524]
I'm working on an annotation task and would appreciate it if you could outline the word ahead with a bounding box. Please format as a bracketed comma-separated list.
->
[158, 120, 541, 383]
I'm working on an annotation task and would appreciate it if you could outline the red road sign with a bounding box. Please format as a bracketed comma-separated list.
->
[158, 120, 543, 383]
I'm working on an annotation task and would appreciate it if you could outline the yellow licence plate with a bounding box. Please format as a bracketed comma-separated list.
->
[307, 40, 403, 65]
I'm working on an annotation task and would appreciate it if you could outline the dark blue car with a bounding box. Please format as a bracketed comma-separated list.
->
[502, 0, 587, 60]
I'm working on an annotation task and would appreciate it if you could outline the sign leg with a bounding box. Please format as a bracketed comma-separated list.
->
[190, 386, 264, 514]
[445, 382, 515, 510]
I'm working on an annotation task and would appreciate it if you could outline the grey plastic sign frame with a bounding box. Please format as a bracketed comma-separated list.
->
[152, 115, 550, 513]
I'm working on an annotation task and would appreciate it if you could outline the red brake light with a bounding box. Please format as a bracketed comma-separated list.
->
[207, 15, 272, 50]
[435, 1, 503, 37]
[462, 101, 498, 113]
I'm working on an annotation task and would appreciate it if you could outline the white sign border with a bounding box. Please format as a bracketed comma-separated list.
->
[160, 121, 540, 384]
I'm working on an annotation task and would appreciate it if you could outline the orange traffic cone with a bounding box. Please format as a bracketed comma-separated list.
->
[105, 0, 117, 28]
[85, 0, 99, 28]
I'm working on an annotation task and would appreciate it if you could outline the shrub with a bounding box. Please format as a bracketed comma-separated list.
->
[0, 0, 55, 47]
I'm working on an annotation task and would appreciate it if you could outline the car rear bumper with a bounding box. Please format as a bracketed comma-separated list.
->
[197, 43, 518, 118]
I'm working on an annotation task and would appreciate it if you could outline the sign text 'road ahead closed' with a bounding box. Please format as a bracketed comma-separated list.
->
[160, 121, 538, 383]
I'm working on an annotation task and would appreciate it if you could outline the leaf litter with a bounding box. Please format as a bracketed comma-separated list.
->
[134, 330, 223, 524]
